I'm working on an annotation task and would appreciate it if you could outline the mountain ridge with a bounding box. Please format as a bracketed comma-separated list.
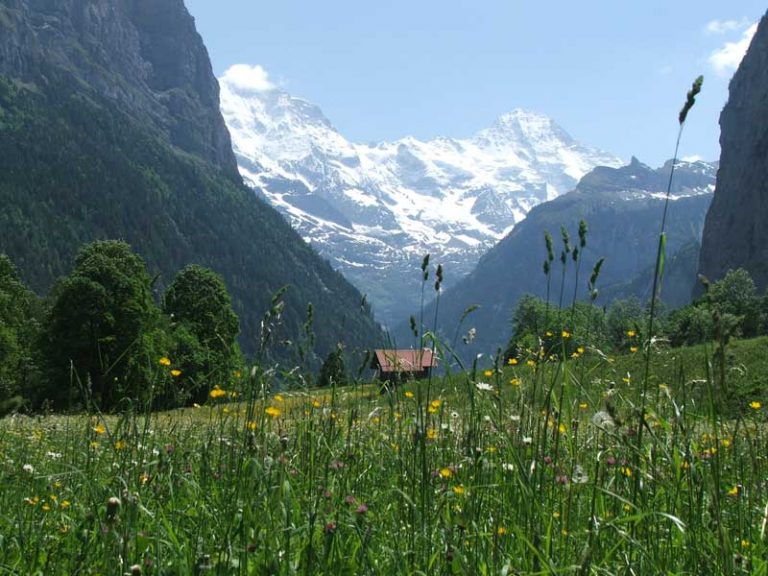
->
[0, 0, 382, 360]
[220, 69, 623, 323]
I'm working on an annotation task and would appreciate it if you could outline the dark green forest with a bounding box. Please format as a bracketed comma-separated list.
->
[0, 74, 382, 366]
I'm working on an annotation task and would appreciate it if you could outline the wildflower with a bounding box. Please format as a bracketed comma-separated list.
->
[552, 511, 560, 519]
[274, 394, 284, 403]
[404, 391, 414, 399]
[265, 406, 281, 418]
[561, 330, 571, 338]
[526, 359, 536, 367]
[510, 378, 522, 386]
[475, 382, 493, 391]
[721, 438, 732, 448]
[750, 401, 761, 410]
[106, 496, 121, 520]
[426, 428, 438, 440]
[579, 402, 588, 410]
[507, 358, 518, 365]
[209, 386, 226, 399]
[246, 421, 257, 431]
[626, 330, 636, 338]
[741, 539, 750, 549]
[453, 485, 465, 495]
[345, 495, 357, 505]
[233, 370, 241, 378]
[324, 522, 337, 535]
[545, 331, 553, 337]
[620, 466, 632, 477]
[24, 496, 40, 506]
[727, 485, 740, 497]
[312, 399, 322, 408]
[483, 369, 493, 378]
[114, 440, 127, 450]
[497, 526, 508, 535]
[558, 423, 567, 434]
[630, 346, 639, 354]
[356, 503, 368, 515]
[22, 463, 34, 474]
[159, 357, 171, 366]
[61, 500, 71, 509]
[41, 502, 51, 512]
[577, 346, 585, 354]
[93, 424, 106, 435]
[170, 369, 182, 377]
[430, 399, 442, 409]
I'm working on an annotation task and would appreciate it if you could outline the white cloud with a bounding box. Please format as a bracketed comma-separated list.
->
[220, 64, 276, 92]
[705, 18, 749, 35]
[708, 23, 758, 76]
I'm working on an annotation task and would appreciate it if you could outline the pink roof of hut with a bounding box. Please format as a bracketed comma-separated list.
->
[372, 349, 438, 373]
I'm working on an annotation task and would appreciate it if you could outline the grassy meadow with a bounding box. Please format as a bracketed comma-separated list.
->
[2, 336, 768, 575]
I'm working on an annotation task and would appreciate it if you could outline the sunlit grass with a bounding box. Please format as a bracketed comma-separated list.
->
[2, 337, 767, 574]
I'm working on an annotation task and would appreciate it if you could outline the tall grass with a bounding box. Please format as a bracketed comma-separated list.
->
[2, 332, 767, 574]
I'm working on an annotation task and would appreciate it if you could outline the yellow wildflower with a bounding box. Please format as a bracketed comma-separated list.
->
[426, 428, 438, 440]
[626, 330, 636, 338]
[630, 346, 639, 353]
[114, 440, 127, 450]
[561, 330, 571, 338]
[93, 424, 106, 435]
[453, 485, 465, 495]
[750, 401, 761, 410]
[439, 467, 453, 479]
[404, 391, 414, 399]
[507, 358, 518, 365]
[510, 378, 521, 386]
[727, 485, 740, 496]
[209, 386, 227, 399]
[159, 357, 171, 366]
[170, 369, 182, 377]
[265, 406, 281, 418]
[483, 369, 493, 378]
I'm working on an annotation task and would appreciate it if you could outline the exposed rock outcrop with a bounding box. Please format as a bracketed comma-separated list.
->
[0, 0, 238, 175]
[698, 12, 768, 289]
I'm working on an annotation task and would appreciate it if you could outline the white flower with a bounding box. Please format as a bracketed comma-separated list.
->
[572, 464, 589, 484]
[45, 451, 62, 459]
[475, 382, 494, 392]
[591, 410, 616, 430]
[22, 464, 34, 474]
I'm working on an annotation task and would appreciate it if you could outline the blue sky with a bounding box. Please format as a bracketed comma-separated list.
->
[185, 0, 765, 166]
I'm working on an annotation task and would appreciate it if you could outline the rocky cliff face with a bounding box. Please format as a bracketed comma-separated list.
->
[0, 0, 237, 176]
[698, 11, 768, 289]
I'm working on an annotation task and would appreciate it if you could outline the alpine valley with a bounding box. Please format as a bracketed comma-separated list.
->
[219, 66, 623, 325]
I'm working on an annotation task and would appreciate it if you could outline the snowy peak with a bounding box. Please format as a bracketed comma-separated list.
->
[218, 66, 624, 323]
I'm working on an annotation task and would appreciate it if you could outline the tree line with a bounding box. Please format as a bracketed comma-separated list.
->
[0, 240, 243, 413]
[505, 268, 768, 360]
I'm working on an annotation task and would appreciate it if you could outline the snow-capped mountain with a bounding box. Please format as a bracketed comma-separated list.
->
[219, 68, 624, 325]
